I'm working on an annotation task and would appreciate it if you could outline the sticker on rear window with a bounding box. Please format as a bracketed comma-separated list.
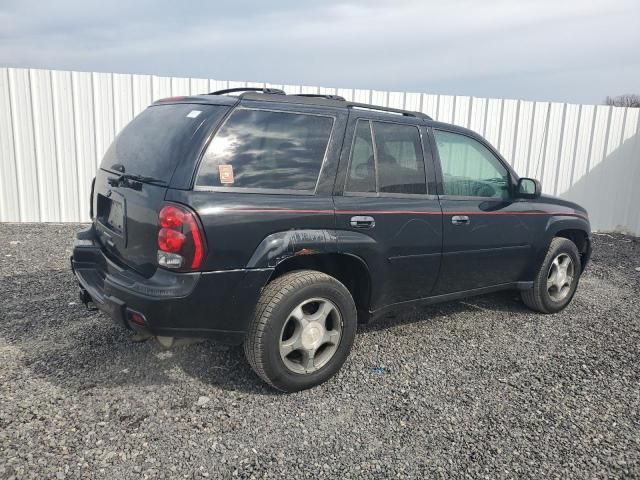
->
[186, 110, 202, 118]
[218, 164, 234, 184]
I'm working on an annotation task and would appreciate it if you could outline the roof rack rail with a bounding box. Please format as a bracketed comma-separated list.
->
[206, 88, 432, 120]
[346, 102, 432, 120]
[294, 93, 346, 101]
[208, 87, 286, 96]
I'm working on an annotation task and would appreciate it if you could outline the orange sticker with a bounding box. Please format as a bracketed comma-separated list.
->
[218, 164, 234, 184]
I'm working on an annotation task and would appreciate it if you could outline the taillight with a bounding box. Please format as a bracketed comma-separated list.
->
[157, 204, 206, 270]
[159, 205, 185, 228]
[158, 228, 186, 252]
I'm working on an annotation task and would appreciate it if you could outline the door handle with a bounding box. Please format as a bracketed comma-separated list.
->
[350, 216, 375, 229]
[451, 215, 470, 225]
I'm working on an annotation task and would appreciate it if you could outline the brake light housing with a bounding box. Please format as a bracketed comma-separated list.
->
[157, 204, 207, 270]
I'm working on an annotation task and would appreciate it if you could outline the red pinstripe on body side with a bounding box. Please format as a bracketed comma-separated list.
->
[222, 208, 335, 214]
[219, 207, 587, 220]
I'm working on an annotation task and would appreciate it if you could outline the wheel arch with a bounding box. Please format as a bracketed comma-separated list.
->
[542, 217, 592, 272]
[554, 228, 590, 266]
[268, 253, 372, 323]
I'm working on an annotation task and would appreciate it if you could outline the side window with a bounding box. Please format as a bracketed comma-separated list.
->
[196, 109, 333, 191]
[434, 130, 510, 199]
[373, 122, 426, 194]
[344, 120, 427, 195]
[345, 120, 376, 193]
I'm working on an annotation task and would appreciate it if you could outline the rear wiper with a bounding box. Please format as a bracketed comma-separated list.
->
[107, 172, 167, 189]
[123, 173, 167, 185]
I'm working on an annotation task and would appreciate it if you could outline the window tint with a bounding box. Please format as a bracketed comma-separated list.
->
[373, 122, 426, 194]
[197, 109, 333, 191]
[101, 104, 228, 182]
[345, 120, 376, 193]
[434, 130, 510, 199]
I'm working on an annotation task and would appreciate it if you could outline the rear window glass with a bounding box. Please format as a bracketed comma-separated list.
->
[101, 104, 228, 182]
[196, 109, 334, 191]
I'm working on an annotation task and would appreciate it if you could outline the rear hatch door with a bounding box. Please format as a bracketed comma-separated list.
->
[93, 102, 229, 277]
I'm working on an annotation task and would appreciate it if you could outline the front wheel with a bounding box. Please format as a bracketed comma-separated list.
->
[244, 270, 357, 392]
[521, 237, 582, 313]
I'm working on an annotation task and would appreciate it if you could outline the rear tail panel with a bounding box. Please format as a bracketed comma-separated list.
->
[94, 173, 168, 277]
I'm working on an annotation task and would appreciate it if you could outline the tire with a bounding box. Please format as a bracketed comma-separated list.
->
[521, 237, 582, 313]
[244, 270, 357, 392]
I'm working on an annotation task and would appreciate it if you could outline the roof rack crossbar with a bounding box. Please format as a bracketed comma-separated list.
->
[346, 102, 432, 120]
[208, 87, 286, 96]
[294, 93, 346, 101]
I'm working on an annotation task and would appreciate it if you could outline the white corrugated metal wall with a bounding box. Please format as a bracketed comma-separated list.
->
[1, 67, 639, 234]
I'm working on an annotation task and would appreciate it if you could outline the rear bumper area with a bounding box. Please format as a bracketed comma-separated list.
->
[71, 226, 272, 344]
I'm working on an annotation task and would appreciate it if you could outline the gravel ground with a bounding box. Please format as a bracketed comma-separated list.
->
[1, 223, 639, 479]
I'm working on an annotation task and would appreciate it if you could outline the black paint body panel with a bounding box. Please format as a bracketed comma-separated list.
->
[71, 93, 592, 343]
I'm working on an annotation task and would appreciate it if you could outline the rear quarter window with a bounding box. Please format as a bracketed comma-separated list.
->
[101, 104, 229, 182]
[196, 109, 334, 192]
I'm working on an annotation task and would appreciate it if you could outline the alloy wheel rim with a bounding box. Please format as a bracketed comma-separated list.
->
[279, 297, 343, 374]
[547, 253, 574, 302]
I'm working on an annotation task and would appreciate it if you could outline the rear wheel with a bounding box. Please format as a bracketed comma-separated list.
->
[244, 270, 357, 392]
[521, 237, 581, 313]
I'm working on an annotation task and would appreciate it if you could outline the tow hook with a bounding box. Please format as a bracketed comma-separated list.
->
[79, 288, 98, 311]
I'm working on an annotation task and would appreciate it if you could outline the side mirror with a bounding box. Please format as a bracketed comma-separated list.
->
[516, 178, 541, 199]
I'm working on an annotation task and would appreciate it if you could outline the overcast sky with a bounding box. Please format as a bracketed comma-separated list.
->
[1, 0, 638, 104]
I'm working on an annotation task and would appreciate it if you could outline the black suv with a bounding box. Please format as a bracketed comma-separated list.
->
[72, 88, 592, 391]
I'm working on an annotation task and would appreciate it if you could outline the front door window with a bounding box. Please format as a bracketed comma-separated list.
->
[433, 130, 509, 199]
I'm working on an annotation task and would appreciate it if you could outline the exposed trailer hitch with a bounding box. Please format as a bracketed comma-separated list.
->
[78, 287, 98, 311]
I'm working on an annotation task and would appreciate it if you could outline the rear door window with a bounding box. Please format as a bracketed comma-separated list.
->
[373, 122, 427, 195]
[345, 120, 427, 195]
[101, 104, 228, 182]
[345, 120, 376, 193]
[196, 109, 334, 192]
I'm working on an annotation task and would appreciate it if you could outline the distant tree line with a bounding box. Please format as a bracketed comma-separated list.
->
[604, 94, 640, 108]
